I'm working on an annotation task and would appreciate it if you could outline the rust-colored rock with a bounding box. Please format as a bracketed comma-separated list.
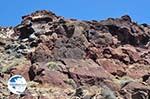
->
[28, 63, 69, 88]
[61, 59, 114, 86]
[126, 64, 150, 79]
[97, 59, 126, 77]
[121, 82, 150, 99]
[0, 10, 150, 98]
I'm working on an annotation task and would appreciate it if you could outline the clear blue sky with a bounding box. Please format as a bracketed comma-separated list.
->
[0, 0, 150, 27]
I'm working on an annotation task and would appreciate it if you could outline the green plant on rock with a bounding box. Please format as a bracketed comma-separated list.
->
[64, 79, 77, 88]
[46, 61, 60, 71]
[112, 76, 134, 88]
[0, 66, 9, 73]
[0, 58, 24, 73]
[119, 77, 134, 88]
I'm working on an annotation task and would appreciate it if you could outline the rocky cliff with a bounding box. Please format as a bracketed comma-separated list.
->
[0, 10, 150, 99]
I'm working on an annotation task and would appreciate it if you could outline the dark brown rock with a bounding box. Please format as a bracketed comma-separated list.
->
[121, 15, 132, 22]
[29, 43, 52, 63]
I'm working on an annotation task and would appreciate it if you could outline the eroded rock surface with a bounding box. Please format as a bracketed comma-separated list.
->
[0, 10, 149, 99]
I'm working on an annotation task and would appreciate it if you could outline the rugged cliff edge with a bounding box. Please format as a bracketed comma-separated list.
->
[0, 10, 150, 99]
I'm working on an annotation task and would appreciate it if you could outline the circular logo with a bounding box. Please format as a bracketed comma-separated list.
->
[7, 75, 27, 95]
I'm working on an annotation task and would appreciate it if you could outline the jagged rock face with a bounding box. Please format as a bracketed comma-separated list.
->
[0, 10, 150, 99]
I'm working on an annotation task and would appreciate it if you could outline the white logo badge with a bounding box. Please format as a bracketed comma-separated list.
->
[7, 75, 27, 95]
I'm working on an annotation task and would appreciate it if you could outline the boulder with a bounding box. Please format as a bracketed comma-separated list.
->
[97, 59, 126, 77]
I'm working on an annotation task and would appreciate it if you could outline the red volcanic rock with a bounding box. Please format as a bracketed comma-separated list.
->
[103, 46, 141, 64]
[121, 82, 150, 99]
[29, 63, 69, 88]
[8, 60, 31, 81]
[122, 82, 150, 91]
[68, 66, 113, 86]
[0, 10, 150, 98]
[34, 70, 68, 87]
[126, 64, 150, 79]
[121, 46, 141, 62]
[97, 59, 126, 77]
[61, 59, 114, 86]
